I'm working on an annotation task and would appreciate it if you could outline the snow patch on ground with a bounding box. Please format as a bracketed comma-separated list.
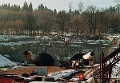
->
[48, 69, 78, 79]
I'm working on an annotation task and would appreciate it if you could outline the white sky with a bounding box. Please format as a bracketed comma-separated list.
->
[0, 0, 116, 11]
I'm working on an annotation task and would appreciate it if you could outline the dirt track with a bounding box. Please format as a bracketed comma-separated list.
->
[0, 66, 68, 75]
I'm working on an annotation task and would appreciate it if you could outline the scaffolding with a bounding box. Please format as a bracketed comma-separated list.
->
[94, 45, 120, 83]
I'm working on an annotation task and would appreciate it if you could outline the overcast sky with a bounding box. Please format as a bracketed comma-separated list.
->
[0, 0, 116, 11]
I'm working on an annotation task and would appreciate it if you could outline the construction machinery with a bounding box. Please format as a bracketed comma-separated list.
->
[71, 59, 84, 68]
[59, 59, 70, 68]
[24, 51, 33, 65]
[59, 52, 94, 68]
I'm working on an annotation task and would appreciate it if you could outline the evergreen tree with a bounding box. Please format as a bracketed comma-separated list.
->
[22, 1, 29, 11]
[38, 4, 44, 10]
[28, 2, 33, 12]
[54, 9, 57, 14]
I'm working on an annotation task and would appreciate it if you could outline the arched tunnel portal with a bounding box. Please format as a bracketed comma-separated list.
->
[31, 50, 91, 66]
[33, 52, 88, 66]
[71, 53, 90, 65]
[33, 52, 54, 66]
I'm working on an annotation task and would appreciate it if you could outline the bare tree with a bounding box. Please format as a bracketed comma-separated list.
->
[86, 5, 97, 36]
[78, 2, 84, 14]
[56, 11, 69, 34]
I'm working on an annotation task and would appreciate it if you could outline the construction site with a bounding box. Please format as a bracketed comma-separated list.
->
[0, 44, 119, 83]
[0, 33, 119, 83]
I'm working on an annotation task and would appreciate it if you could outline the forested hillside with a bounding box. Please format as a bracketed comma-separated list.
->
[0, 1, 120, 36]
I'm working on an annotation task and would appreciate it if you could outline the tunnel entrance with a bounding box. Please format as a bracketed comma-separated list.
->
[71, 53, 85, 60]
[33, 52, 54, 66]
[71, 53, 89, 65]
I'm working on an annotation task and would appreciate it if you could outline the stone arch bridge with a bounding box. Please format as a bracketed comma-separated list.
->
[30, 41, 110, 66]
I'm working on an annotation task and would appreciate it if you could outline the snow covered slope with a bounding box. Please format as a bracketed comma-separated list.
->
[0, 54, 17, 67]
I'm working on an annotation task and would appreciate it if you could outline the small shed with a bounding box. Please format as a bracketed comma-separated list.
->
[34, 67, 48, 76]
